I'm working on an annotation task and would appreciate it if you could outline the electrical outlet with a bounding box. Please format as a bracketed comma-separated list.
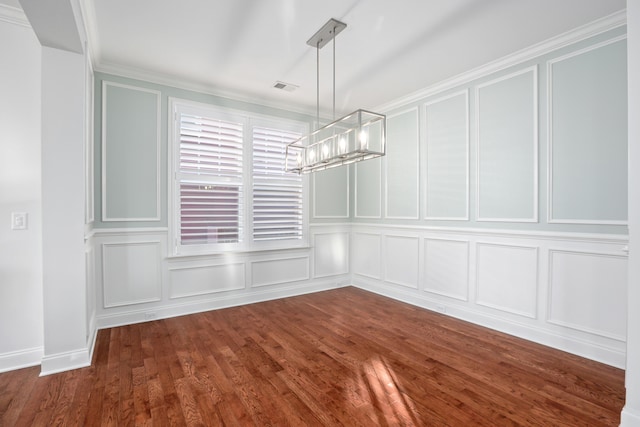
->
[11, 212, 28, 230]
[145, 312, 157, 321]
[435, 304, 446, 314]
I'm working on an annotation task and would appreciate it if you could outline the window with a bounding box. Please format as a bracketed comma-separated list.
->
[170, 99, 307, 254]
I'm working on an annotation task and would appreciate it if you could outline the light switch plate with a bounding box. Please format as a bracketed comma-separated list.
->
[11, 212, 27, 230]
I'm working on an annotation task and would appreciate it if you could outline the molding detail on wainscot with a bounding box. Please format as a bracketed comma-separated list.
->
[102, 241, 163, 308]
[350, 223, 627, 368]
[251, 256, 310, 288]
[475, 243, 539, 318]
[547, 249, 627, 341]
[169, 262, 246, 299]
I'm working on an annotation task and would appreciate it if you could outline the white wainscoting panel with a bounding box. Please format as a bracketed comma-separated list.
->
[475, 243, 538, 318]
[314, 232, 349, 278]
[169, 263, 245, 299]
[251, 257, 310, 288]
[102, 241, 162, 307]
[548, 250, 627, 340]
[352, 232, 382, 279]
[424, 239, 469, 300]
[385, 235, 420, 289]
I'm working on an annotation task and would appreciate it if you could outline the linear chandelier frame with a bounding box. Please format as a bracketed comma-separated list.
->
[285, 18, 386, 174]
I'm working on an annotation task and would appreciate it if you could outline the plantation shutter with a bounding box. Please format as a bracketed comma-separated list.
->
[252, 126, 303, 241]
[178, 113, 244, 245]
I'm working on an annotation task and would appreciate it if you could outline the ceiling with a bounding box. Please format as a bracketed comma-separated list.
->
[8, 0, 627, 116]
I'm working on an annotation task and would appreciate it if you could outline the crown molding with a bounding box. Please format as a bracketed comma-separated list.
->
[94, 62, 318, 119]
[0, 3, 29, 28]
[375, 9, 627, 113]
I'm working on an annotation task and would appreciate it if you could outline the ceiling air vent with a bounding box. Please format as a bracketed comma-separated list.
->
[273, 81, 298, 92]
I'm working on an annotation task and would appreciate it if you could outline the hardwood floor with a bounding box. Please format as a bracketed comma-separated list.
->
[0, 287, 625, 426]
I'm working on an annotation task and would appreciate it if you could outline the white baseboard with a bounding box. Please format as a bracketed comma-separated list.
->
[97, 279, 341, 329]
[0, 347, 43, 373]
[352, 281, 626, 369]
[621, 407, 640, 427]
[40, 348, 92, 376]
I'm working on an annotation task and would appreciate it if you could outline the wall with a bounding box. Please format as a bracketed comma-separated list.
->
[0, 7, 44, 372]
[93, 73, 350, 328]
[339, 21, 629, 367]
[622, 2, 640, 426]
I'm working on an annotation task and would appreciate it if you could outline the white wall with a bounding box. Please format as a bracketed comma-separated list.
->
[40, 46, 91, 375]
[0, 11, 44, 372]
[622, 2, 640, 426]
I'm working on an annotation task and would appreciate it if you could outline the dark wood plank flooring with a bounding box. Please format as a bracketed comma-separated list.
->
[0, 287, 625, 426]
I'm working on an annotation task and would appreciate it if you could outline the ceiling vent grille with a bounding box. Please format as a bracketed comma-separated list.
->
[273, 81, 298, 92]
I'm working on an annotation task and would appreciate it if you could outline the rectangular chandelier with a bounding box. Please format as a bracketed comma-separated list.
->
[285, 109, 385, 173]
[284, 18, 386, 174]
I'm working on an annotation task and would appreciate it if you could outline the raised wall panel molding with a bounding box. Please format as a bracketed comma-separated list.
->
[312, 166, 349, 219]
[102, 241, 162, 308]
[475, 242, 539, 318]
[546, 36, 628, 225]
[547, 249, 627, 341]
[101, 81, 161, 222]
[355, 158, 382, 218]
[169, 262, 246, 299]
[475, 66, 538, 223]
[352, 232, 382, 279]
[385, 107, 420, 219]
[384, 235, 420, 289]
[423, 238, 469, 301]
[313, 232, 349, 278]
[251, 256, 310, 288]
[424, 91, 469, 220]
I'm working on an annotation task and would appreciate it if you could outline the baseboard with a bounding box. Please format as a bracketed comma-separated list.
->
[96, 279, 342, 329]
[0, 347, 43, 373]
[40, 348, 92, 376]
[352, 281, 626, 369]
[621, 407, 640, 427]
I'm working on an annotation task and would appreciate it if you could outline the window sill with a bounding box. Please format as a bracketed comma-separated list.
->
[167, 244, 312, 260]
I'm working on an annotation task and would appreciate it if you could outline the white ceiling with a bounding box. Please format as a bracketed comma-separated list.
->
[9, 0, 627, 116]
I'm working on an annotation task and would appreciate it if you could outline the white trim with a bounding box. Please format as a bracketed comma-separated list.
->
[101, 81, 162, 222]
[101, 241, 163, 308]
[85, 52, 95, 224]
[547, 249, 628, 341]
[168, 262, 246, 299]
[475, 66, 539, 223]
[0, 346, 43, 373]
[355, 158, 381, 219]
[384, 107, 420, 220]
[383, 234, 420, 289]
[375, 10, 626, 114]
[475, 242, 539, 319]
[40, 347, 92, 376]
[312, 165, 350, 219]
[92, 227, 168, 236]
[423, 237, 470, 301]
[424, 90, 470, 221]
[620, 407, 640, 427]
[251, 256, 310, 286]
[546, 35, 629, 225]
[312, 231, 350, 279]
[352, 231, 383, 280]
[351, 222, 628, 245]
[0, 4, 29, 27]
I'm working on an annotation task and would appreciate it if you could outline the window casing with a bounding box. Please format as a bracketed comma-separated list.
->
[169, 99, 308, 255]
